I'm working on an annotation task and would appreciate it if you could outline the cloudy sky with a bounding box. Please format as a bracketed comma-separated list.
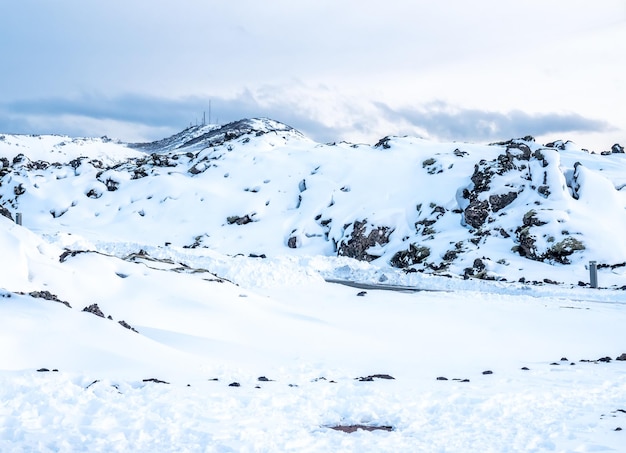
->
[1, 1, 624, 150]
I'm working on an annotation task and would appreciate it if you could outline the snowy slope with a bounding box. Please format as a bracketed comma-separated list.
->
[2, 118, 626, 286]
[1, 119, 626, 452]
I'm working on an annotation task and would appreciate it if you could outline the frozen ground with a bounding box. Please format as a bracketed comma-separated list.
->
[1, 121, 626, 451]
[1, 225, 626, 452]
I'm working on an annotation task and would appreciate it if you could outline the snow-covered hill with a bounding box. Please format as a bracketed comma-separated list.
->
[2, 118, 626, 286]
[1, 119, 626, 451]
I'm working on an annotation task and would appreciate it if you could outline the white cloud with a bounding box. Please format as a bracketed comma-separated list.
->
[0, 1, 624, 149]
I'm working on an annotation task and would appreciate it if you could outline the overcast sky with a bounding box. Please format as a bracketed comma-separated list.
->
[1, 1, 624, 150]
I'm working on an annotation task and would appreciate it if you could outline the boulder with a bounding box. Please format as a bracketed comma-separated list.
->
[337, 220, 393, 262]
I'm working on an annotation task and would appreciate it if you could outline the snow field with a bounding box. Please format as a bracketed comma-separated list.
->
[2, 123, 626, 451]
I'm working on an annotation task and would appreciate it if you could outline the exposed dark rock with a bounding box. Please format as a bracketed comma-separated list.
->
[188, 163, 206, 175]
[103, 178, 119, 192]
[616, 353, 626, 361]
[0, 206, 13, 221]
[489, 191, 518, 212]
[482, 370, 493, 375]
[453, 148, 468, 157]
[59, 249, 88, 263]
[28, 290, 71, 308]
[356, 374, 395, 381]
[227, 214, 255, 225]
[257, 376, 273, 382]
[85, 189, 102, 199]
[37, 368, 50, 372]
[142, 378, 170, 384]
[287, 236, 298, 248]
[598, 356, 612, 363]
[337, 220, 393, 262]
[537, 185, 550, 198]
[329, 424, 393, 433]
[390, 244, 430, 268]
[374, 136, 391, 149]
[464, 199, 490, 228]
[544, 237, 585, 264]
[473, 258, 486, 272]
[436, 376, 448, 381]
[119, 320, 138, 333]
[85, 380, 100, 389]
[545, 140, 566, 150]
[522, 210, 546, 228]
[68, 157, 85, 169]
[612, 143, 624, 154]
[470, 160, 495, 193]
[228, 382, 241, 387]
[50, 208, 68, 219]
[514, 210, 552, 261]
[183, 235, 207, 249]
[82, 303, 105, 318]
[132, 169, 148, 179]
[521, 367, 530, 371]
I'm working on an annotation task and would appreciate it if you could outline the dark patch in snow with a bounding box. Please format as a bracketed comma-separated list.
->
[82, 303, 105, 318]
[227, 214, 256, 225]
[329, 424, 393, 433]
[119, 320, 138, 333]
[142, 378, 170, 384]
[356, 374, 395, 382]
[338, 220, 393, 262]
[27, 290, 71, 308]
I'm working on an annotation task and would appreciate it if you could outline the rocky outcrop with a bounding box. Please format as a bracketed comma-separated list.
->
[462, 142, 534, 229]
[0, 205, 13, 221]
[28, 290, 71, 308]
[227, 214, 255, 225]
[337, 220, 393, 262]
[390, 244, 431, 268]
[82, 303, 105, 318]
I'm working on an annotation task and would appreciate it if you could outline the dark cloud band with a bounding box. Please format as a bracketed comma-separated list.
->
[0, 93, 615, 146]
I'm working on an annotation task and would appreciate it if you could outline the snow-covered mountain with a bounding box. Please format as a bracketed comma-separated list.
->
[2, 117, 626, 285]
[1, 119, 626, 451]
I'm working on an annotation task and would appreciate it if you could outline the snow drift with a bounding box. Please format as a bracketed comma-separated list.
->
[1, 119, 626, 452]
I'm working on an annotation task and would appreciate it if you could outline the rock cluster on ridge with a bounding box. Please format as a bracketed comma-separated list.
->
[1, 118, 626, 282]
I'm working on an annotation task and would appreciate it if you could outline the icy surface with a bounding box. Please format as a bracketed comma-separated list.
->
[1, 121, 626, 451]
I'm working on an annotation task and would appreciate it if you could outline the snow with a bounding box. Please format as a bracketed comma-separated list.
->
[1, 121, 626, 451]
